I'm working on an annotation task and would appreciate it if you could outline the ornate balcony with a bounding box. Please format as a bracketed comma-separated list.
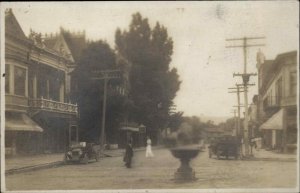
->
[29, 97, 78, 116]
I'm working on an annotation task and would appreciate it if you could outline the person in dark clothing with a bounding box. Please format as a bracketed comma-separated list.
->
[123, 140, 133, 168]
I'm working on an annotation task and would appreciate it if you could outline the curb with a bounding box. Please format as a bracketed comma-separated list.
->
[5, 146, 165, 175]
[5, 161, 64, 176]
[243, 157, 297, 162]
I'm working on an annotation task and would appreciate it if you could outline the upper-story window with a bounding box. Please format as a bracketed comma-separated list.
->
[290, 71, 297, 96]
[14, 66, 26, 96]
[275, 77, 282, 104]
[5, 64, 10, 93]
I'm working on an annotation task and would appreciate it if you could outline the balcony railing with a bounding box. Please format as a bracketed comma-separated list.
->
[29, 97, 78, 115]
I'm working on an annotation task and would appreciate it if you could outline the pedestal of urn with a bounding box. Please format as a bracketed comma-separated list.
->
[170, 147, 201, 182]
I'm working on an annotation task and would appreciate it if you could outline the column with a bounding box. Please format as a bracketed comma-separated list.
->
[282, 108, 287, 152]
[59, 81, 64, 102]
[33, 74, 37, 98]
[46, 79, 50, 99]
[76, 126, 79, 143]
[25, 68, 28, 97]
[68, 124, 71, 146]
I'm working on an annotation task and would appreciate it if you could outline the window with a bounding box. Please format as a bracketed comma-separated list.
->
[275, 77, 282, 104]
[5, 64, 9, 93]
[290, 71, 297, 96]
[37, 76, 47, 99]
[28, 76, 33, 98]
[14, 66, 26, 96]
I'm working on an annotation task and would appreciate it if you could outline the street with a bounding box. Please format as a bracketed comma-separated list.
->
[6, 148, 297, 190]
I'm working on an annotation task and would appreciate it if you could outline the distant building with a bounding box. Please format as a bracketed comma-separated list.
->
[5, 9, 78, 155]
[202, 127, 232, 143]
[256, 50, 297, 153]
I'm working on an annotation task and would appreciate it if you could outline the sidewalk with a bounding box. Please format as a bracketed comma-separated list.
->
[6, 146, 295, 175]
[5, 146, 162, 175]
[249, 148, 297, 162]
[5, 153, 65, 171]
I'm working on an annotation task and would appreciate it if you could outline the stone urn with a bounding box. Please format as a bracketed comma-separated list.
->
[170, 146, 201, 182]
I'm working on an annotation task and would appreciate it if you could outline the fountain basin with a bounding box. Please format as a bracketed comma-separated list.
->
[170, 146, 201, 182]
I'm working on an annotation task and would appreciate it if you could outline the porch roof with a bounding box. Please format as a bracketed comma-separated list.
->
[259, 109, 283, 130]
[6, 112, 43, 132]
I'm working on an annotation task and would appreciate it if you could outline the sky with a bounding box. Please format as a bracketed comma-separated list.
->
[1, 1, 299, 118]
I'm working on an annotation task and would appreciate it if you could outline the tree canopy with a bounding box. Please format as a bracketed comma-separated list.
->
[115, 13, 181, 140]
[72, 40, 125, 143]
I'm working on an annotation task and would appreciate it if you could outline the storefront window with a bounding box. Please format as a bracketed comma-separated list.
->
[14, 66, 26, 96]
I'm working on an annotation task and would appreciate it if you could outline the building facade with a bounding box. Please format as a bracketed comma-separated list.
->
[5, 9, 78, 155]
[256, 50, 297, 153]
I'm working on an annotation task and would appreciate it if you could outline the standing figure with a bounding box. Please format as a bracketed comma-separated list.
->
[123, 140, 133, 168]
[145, 136, 154, 158]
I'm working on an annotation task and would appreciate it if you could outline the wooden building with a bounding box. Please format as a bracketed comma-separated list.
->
[5, 9, 78, 155]
[256, 50, 297, 153]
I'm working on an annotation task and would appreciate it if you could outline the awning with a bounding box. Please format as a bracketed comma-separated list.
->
[6, 112, 43, 132]
[259, 109, 283, 130]
[120, 126, 139, 132]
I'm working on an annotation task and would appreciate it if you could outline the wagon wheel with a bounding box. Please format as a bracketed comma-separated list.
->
[63, 154, 69, 164]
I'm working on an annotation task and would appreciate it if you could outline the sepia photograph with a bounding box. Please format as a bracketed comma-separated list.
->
[0, 1, 299, 193]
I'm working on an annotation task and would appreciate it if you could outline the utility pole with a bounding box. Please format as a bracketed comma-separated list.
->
[228, 85, 244, 137]
[92, 70, 121, 150]
[226, 36, 264, 157]
[230, 109, 237, 136]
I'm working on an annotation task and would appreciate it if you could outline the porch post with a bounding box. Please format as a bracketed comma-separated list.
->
[33, 74, 37, 98]
[282, 108, 287, 152]
[68, 124, 71, 146]
[76, 125, 79, 143]
[46, 79, 50, 99]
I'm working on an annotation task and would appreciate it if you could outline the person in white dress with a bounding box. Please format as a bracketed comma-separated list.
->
[145, 137, 154, 158]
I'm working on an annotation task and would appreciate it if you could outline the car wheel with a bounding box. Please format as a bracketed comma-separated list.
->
[95, 151, 100, 162]
[63, 155, 69, 164]
[83, 153, 89, 164]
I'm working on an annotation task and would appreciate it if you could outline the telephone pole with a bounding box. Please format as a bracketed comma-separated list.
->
[230, 109, 237, 136]
[228, 84, 244, 137]
[226, 36, 264, 157]
[92, 69, 121, 150]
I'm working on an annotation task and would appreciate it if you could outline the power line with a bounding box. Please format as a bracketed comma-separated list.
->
[226, 36, 265, 157]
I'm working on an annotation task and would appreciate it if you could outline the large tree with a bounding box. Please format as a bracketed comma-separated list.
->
[72, 40, 126, 143]
[115, 13, 181, 143]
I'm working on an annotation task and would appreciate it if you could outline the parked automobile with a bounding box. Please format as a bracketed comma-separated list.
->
[64, 142, 101, 164]
[209, 135, 241, 160]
